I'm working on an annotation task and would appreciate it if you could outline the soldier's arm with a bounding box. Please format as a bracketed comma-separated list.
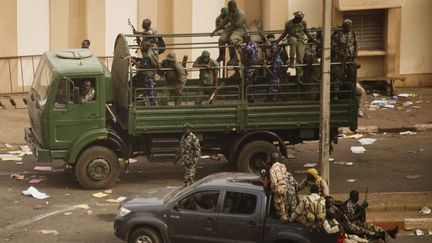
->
[176, 64, 187, 91]
[303, 21, 313, 40]
[276, 22, 289, 44]
[298, 177, 308, 191]
[212, 61, 220, 86]
[321, 179, 329, 197]
[192, 57, 206, 68]
[211, 18, 228, 36]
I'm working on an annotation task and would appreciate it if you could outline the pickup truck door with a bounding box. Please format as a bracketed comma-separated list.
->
[168, 190, 220, 243]
[216, 190, 262, 243]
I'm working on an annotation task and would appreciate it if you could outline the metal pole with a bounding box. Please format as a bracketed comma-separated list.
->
[320, 0, 332, 189]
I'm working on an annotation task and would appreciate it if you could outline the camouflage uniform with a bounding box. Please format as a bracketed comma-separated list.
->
[343, 200, 386, 238]
[159, 57, 187, 105]
[331, 30, 357, 91]
[81, 88, 95, 103]
[298, 177, 329, 197]
[193, 56, 219, 104]
[141, 28, 165, 55]
[179, 132, 201, 186]
[289, 192, 325, 229]
[219, 9, 247, 63]
[241, 41, 258, 102]
[134, 47, 159, 106]
[303, 37, 321, 100]
[286, 171, 299, 216]
[270, 162, 289, 221]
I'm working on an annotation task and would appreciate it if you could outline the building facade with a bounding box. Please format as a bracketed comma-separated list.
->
[0, 0, 431, 93]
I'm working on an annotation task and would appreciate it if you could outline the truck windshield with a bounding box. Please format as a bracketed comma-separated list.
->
[32, 58, 53, 106]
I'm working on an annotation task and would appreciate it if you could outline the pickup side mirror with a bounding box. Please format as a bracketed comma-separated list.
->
[173, 202, 179, 211]
[73, 87, 81, 104]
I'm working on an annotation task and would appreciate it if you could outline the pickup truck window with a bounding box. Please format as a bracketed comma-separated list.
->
[177, 190, 219, 213]
[223, 191, 257, 215]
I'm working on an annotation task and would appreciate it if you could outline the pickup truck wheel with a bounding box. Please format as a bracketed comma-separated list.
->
[75, 146, 120, 189]
[128, 227, 162, 243]
[237, 140, 278, 174]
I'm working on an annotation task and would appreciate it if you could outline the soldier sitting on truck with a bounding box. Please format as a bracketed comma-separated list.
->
[158, 53, 187, 105]
[192, 50, 219, 105]
[298, 168, 329, 197]
[289, 184, 326, 229]
[80, 79, 95, 103]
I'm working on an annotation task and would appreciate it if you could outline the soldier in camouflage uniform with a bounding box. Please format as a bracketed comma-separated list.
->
[211, 0, 248, 65]
[298, 168, 329, 197]
[179, 123, 201, 187]
[193, 50, 219, 105]
[215, 7, 229, 32]
[277, 11, 313, 85]
[238, 33, 258, 103]
[81, 80, 95, 103]
[267, 152, 289, 223]
[302, 28, 321, 100]
[134, 19, 166, 55]
[158, 53, 187, 105]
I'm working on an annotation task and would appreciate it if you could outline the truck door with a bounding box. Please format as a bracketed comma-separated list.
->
[168, 190, 220, 243]
[49, 77, 102, 148]
[216, 191, 262, 243]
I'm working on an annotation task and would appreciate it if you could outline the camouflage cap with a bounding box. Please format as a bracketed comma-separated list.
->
[221, 7, 228, 15]
[201, 50, 210, 57]
[343, 19, 353, 26]
[183, 123, 192, 129]
[293, 11, 304, 18]
[166, 52, 177, 61]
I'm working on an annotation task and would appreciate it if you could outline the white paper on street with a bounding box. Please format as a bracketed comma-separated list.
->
[303, 163, 317, 168]
[351, 146, 366, 154]
[22, 186, 50, 200]
[358, 138, 377, 145]
[400, 131, 416, 135]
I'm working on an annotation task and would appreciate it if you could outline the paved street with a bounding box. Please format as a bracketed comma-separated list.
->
[0, 132, 431, 242]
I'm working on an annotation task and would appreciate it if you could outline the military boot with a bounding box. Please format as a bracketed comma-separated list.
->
[216, 47, 226, 63]
[386, 226, 399, 239]
[227, 47, 238, 66]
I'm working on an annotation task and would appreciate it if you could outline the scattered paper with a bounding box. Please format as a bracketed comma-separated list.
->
[106, 197, 127, 203]
[129, 158, 138, 164]
[20, 145, 30, 152]
[22, 186, 50, 200]
[33, 166, 52, 171]
[358, 138, 377, 145]
[2, 156, 22, 161]
[334, 162, 354, 166]
[92, 192, 109, 198]
[412, 106, 421, 109]
[39, 230, 58, 235]
[5, 143, 13, 148]
[63, 212, 73, 216]
[346, 134, 363, 139]
[329, 158, 335, 162]
[16, 161, 24, 165]
[351, 146, 366, 154]
[29, 178, 44, 184]
[415, 229, 424, 236]
[104, 189, 112, 194]
[419, 206, 431, 215]
[400, 131, 416, 135]
[403, 101, 413, 107]
[10, 173, 24, 180]
[200, 155, 210, 159]
[74, 204, 90, 210]
[346, 179, 356, 183]
[303, 163, 317, 168]
[405, 175, 421, 179]
[384, 104, 395, 109]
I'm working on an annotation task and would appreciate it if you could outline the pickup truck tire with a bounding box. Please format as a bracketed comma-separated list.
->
[75, 146, 120, 189]
[237, 140, 278, 173]
[128, 227, 162, 243]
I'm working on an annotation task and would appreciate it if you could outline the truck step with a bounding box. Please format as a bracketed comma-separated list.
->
[150, 147, 179, 153]
[150, 153, 177, 162]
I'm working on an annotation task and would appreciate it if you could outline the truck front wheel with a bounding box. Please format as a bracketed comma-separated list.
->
[237, 141, 278, 174]
[75, 146, 120, 189]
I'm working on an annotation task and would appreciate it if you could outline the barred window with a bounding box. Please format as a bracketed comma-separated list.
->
[344, 10, 386, 50]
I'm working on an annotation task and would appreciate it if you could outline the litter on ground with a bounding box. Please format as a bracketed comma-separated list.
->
[22, 186, 50, 200]
[351, 146, 366, 154]
[33, 166, 52, 171]
[39, 230, 59, 235]
[405, 175, 421, 179]
[358, 138, 377, 145]
[400, 131, 417, 135]
[419, 206, 431, 215]
[303, 163, 317, 168]
[92, 192, 109, 198]
[10, 173, 24, 180]
[346, 179, 357, 183]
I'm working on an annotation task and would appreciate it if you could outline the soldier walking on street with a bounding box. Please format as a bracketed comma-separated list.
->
[159, 53, 187, 105]
[277, 11, 313, 85]
[179, 123, 201, 187]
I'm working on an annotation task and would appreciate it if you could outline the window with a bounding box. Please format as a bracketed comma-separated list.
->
[71, 78, 96, 103]
[223, 192, 257, 215]
[53, 78, 70, 109]
[177, 191, 219, 213]
[344, 10, 386, 50]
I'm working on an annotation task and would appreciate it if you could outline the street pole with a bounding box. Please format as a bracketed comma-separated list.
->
[319, 0, 332, 190]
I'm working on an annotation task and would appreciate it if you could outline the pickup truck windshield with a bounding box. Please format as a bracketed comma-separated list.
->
[32, 58, 53, 106]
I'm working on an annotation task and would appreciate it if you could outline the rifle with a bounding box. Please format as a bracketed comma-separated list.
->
[360, 187, 368, 222]
[206, 81, 224, 105]
[128, 18, 141, 46]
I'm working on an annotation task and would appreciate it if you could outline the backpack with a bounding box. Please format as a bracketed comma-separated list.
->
[305, 196, 326, 227]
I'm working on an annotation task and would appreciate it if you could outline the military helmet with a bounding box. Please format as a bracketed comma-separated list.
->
[201, 50, 210, 57]
[183, 123, 192, 129]
[166, 53, 177, 61]
[221, 7, 228, 15]
[293, 11, 304, 18]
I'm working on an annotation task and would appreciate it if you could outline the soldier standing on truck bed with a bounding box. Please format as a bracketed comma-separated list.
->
[158, 53, 187, 105]
[237, 33, 258, 103]
[192, 50, 219, 105]
[134, 18, 166, 55]
[179, 123, 201, 187]
[262, 41, 284, 102]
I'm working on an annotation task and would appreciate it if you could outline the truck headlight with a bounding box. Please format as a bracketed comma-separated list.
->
[116, 207, 131, 218]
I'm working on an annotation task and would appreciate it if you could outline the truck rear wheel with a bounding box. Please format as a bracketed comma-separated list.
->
[237, 140, 278, 174]
[75, 146, 120, 189]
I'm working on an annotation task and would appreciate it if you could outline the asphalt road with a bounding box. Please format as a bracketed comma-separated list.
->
[0, 132, 431, 242]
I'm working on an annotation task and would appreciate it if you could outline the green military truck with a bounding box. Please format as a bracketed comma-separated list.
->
[25, 32, 358, 189]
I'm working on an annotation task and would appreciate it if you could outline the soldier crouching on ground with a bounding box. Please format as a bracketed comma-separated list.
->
[179, 123, 201, 187]
[158, 53, 187, 105]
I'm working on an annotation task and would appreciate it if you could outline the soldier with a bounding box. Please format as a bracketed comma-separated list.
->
[131, 41, 159, 106]
[267, 152, 289, 223]
[289, 184, 326, 229]
[262, 41, 284, 102]
[238, 33, 258, 103]
[211, 0, 248, 65]
[179, 123, 201, 187]
[276, 11, 313, 85]
[303, 28, 322, 100]
[192, 50, 219, 105]
[134, 19, 166, 55]
[215, 7, 229, 31]
[81, 39, 90, 49]
[158, 53, 187, 105]
[81, 80, 95, 103]
[298, 168, 329, 197]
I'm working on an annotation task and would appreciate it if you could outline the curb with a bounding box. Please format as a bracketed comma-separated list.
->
[351, 124, 432, 134]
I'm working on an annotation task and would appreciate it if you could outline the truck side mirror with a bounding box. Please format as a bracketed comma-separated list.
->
[73, 87, 81, 104]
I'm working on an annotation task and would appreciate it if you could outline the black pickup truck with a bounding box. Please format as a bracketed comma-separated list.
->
[114, 172, 338, 243]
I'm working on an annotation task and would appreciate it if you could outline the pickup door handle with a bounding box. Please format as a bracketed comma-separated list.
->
[247, 220, 256, 226]
[170, 215, 180, 219]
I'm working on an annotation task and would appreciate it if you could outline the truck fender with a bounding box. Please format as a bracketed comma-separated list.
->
[231, 131, 288, 159]
[127, 217, 171, 243]
[107, 129, 129, 161]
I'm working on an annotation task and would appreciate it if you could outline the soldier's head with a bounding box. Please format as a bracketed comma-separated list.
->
[201, 50, 210, 63]
[83, 80, 92, 93]
[81, 39, 90, 48]
[310, 184, 319, 194]
[242, 33, 251, 43]
[293, 11, 304, 22]
[142, 19, 152, 30]
[343, 19, 352, 32]
[183, 123, 192, 135]
[326, 208, 336, 220]
[166, 53, 177, 63]
[325, 196, 334, 208]
[141, 40, 151, 52]
[221, 7, 228, 17]
[266, 34, 276, 42]
[306, 168, 319, 182]
[227, 0, 238, 14]
[349, 190, 359, 203]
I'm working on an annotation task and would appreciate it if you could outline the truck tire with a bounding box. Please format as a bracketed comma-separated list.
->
[75, 146, 120, 189]
[237, 140, 278, 174]
[128, 227, 162, 243]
